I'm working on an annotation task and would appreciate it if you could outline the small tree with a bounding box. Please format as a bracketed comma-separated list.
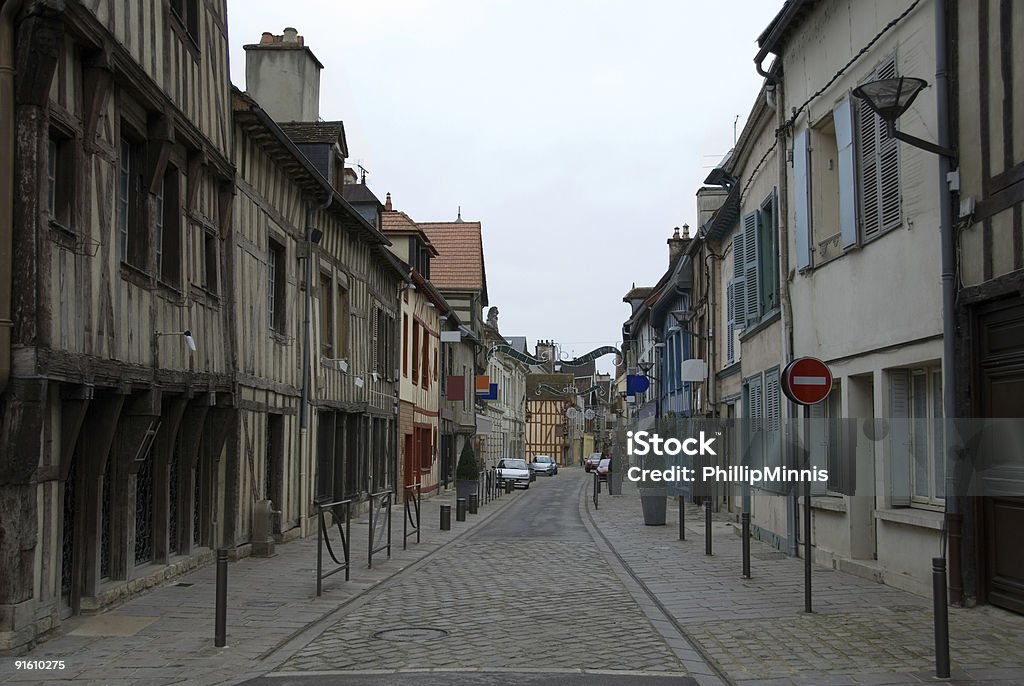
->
[455, 440, 479, 481]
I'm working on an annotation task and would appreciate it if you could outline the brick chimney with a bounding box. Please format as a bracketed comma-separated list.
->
[384, 192, 393, 211]
[244, 27, 323, 122]
[668, 224, 690, 264]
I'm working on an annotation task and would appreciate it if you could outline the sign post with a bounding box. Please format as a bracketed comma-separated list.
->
[781, 357, 833, 614]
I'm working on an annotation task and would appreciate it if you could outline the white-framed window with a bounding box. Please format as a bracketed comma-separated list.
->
[889, 367, 944, 508]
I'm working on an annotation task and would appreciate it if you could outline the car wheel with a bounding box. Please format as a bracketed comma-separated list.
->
[524, 482, 530, 489]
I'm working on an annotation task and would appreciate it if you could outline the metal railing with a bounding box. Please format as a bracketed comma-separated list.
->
[403, 483, 421, 550]
[367, 489, 393, 569]
[315, 498, 352, 596]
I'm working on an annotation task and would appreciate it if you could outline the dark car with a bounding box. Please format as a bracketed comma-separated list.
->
[596, 458, 611, 482]
[584, 453, 603, 472]
[531, 455, 558, 476]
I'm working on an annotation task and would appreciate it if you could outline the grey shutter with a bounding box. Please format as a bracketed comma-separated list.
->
[726, 280, 735, 364]
[876, 56, 901, 233]
[764, 369, 782, 490]
[808, 401, 828, 495]
[834, 96, 859, 249]
[889, 369, 912, 507]
[858, 93, 880, 239]
[731, 234, 747, 328]
[743, 210, 760, 324]
[793, 128, 812, 269]
[745, 376, 764, 470]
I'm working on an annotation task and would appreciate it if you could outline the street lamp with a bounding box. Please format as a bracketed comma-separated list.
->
[852, 77, 955, 159]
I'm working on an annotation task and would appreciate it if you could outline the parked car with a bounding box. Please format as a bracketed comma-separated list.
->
[597, 458, 611, 482]
[584, 453, 603, 472]
[531, 455, 558, 476]
[496, 458, 531, 489]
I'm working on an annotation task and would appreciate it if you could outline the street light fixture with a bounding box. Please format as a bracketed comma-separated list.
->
[852, 77, 956, 159]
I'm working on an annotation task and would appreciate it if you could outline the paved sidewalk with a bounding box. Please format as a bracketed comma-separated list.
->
[0, 486, 520, 686]
[586, 481, 1024, 686]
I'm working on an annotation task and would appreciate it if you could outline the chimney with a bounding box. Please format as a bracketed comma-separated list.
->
[244, 27, 324, 122]
[384, 192, 393, 211]
[342, 167, 359, 185]
[668, 225, 689, 264]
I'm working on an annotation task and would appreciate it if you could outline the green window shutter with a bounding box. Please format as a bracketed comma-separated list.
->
[743, 210, 760, 324]
[834, 96, 859, 249]
[726, 280, 735, 364]
[792, 128, 812, 269]
[732, 234, 747, 328]
[889, 369, 912, 507]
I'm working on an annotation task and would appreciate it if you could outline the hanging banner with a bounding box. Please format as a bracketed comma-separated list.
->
[560, 346, 621, 367]
[486, 345, 547, 366]
[626, 374, 650, 395]
[475, 375, 491, 394]
[486, 344, 622, 367]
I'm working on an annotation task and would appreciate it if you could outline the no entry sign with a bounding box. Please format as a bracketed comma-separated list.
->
[782, 357, 833, 405]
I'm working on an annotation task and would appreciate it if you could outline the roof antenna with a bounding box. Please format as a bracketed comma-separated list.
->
[733, 114, 740, 144]
[456, 205, 463, 222]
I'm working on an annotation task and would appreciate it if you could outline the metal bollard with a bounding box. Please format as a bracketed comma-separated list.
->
[215, 548, 228, 647]
[678, 497, 686, 541]
[505, 479, 512, 494]
[705, 503, 713, 556]
[741, 512, 750, 576]
[456, 498, 467, 522]
[468, 494, 478, 514]
[440, 504, 451, 531]
[933, 557, 951, 678]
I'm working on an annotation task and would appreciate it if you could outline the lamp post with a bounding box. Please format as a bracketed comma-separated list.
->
[853, 68, 956, 679]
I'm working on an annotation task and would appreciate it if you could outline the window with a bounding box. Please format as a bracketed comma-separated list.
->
[417, 427, 432, 471]
[412, 321, 420, 384]
[158, 166, 181, 287]
[268, 239, 286, 333]
[169, 0, 200, 46]
[858, 55, 901, 241]
[118, 134, 146, 267]
[373, 305, 394, 377]
[758, 194, 779, 312]
[319, 273, 333, 357]
[403, 314, 409, 377]
[47, 131, 74, 228]
[808, 380, 854, 495]
[337, 284, 349, 358]
[202, 225, 218, 293]
[889, 368, 944, 507]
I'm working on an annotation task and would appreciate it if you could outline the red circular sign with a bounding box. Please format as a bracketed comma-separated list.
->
[782, 357, 833, 405]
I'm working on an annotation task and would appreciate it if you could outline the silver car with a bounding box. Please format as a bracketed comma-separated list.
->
[530, 455, 558, 476]
[496, 458, 531, 489]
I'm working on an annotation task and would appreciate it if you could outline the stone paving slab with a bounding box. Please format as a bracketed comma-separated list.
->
[0, 487, 521, 686]
[586, 480, 1024, 685]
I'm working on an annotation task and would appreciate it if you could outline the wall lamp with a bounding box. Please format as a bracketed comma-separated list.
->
[851, 77, 956, 159]
[155, 329, 197, 352]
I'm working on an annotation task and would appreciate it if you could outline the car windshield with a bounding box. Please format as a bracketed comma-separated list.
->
[501, 459, 527, 469]
[534, 457, 550, 463]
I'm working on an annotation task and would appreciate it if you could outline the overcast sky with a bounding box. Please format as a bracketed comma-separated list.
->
[227, 1, 783, 373]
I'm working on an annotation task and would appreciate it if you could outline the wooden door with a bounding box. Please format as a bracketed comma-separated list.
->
[976, 296, 1024, 614]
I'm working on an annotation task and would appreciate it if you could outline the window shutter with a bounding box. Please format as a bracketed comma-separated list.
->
[726, 280, 735, 364]
[889, 369, 912, 507]
[834, 96, 859, 249]
[858, 94, 880, 239]
[876, 57, 901, 233]
[743, 210, 760, 324]
[731, 234, 747, 328]
[371, 306, 379, 373]
[793, 128, 812, 269]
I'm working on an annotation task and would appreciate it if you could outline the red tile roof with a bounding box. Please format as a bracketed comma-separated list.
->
[418, 221, 487, 297]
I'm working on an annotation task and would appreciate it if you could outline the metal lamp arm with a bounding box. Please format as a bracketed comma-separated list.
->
[884, 120, 956, 160]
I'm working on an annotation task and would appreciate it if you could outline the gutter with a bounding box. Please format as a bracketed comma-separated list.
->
[0, 0, 24, 396]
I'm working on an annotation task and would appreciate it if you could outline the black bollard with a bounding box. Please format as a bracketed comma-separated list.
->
[705, 502, 713, 556]
[933, 557, 951, 678]
[741, 512, 750, 576]
[440, 504, 451, 531]
[215, 548, 228, 647]
[505, 479, 512, 494]
[456, 498, 466, 522]
[468, 494, 478, 514]
[678, 497, 686, 541]
[804, 479, 812, 613]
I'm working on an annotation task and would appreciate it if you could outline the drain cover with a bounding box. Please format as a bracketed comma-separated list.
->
[374, 627, 448, 643]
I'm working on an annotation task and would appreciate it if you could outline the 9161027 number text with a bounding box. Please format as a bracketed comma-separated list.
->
[15, 660, 66, 670]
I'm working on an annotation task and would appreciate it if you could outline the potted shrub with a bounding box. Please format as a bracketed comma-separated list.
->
[455, 440, 480, 500]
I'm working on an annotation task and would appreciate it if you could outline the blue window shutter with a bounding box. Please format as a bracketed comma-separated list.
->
[834, 96, 859, 249]
[743, 210, 760, 324]
[793, 128, 812, 269]
[731, 234, 747, 328]
[889, 369, 912, 507]
[726, 280, 735, 364]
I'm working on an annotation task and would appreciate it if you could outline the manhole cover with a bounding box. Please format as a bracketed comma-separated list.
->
[374, 627, 448, 643]
[752, 551, 787, 560]
[888, 605, 925, 613]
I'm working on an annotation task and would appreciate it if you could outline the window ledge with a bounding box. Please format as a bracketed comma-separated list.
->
[716, 361, 742, 380]
[269, 330, 290, 345]
[811, 496, 847, 513]
[874, 507, 945, 530]
[120, 262, 154, 288]
[739, 309, 781, 342]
